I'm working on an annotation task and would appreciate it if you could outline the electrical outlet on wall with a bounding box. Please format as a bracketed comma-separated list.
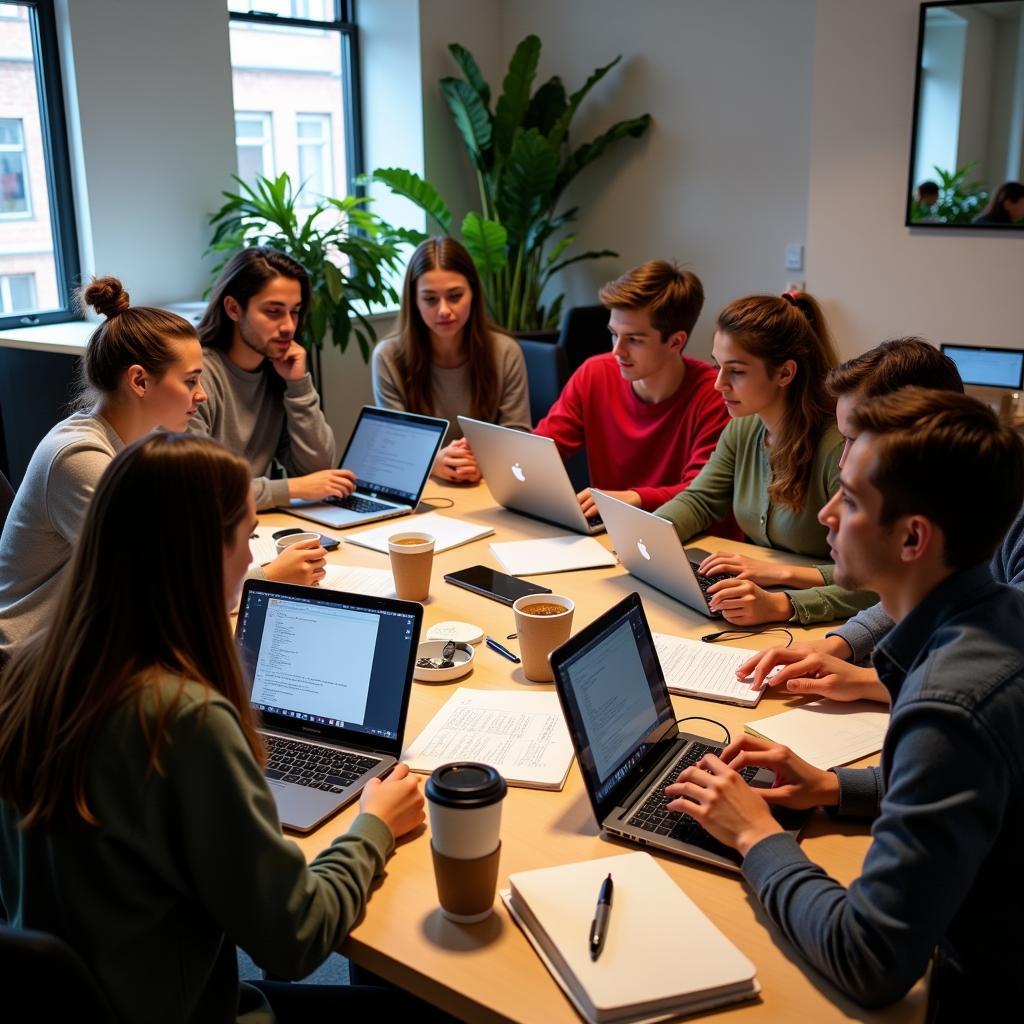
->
[784, 244, 804, 271]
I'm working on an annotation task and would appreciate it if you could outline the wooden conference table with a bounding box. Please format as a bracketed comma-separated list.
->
[258, 480, 926, 1024]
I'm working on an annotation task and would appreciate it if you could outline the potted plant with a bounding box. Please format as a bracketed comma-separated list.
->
[207, 173, 416, 384]
[910, 164, 989, 225]
[369, 35, 652, 335]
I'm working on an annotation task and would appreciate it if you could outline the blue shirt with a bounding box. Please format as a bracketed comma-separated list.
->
[741, 563, 1024, 1009]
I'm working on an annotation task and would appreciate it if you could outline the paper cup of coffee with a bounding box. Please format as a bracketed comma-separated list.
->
[426, 762, 507, 923]
[274, 531, 321, 556]
[512, 595, 575, 683]
[387, 532, 435, 601]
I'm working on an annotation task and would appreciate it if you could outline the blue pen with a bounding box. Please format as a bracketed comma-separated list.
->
[486, 635, 521, 663]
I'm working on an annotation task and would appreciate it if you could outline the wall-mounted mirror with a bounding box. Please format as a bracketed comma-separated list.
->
[907, 1, 1024, 228]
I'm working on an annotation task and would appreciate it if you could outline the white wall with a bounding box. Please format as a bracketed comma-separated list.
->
[59, 0, 237, 306]
[806, 0, 1024, 359]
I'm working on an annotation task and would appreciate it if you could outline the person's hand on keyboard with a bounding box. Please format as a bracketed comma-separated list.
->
[697, 551, 827, 591]
[287, 468, 357, 502]
[738, 643, 890, 704]
[705, 578, 794, 624]
[263, 539, 327, 587]
[720, 735, 840, 811]
[359, 763, 425, 840]
[576, 488, 640, 519]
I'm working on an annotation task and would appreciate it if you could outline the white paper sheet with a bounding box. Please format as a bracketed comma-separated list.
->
[489, 535, 616, 576]
[745, 699, 890, 769]
[343, 512, 493, 554]
[652, 633, 764, 707]
[320, 565, 395, 597]
[401, 688, 575, 789]
[248, 532, 281, 567]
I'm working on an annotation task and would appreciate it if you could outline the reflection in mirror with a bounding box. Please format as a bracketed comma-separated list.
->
[908, 1, 1024, 228]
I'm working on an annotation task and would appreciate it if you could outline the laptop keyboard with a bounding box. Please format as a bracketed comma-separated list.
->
[325, 494, 392, 514]
[627, 742, 759, 855]
[689, 560, 732, 598]
[264, 736, 381, 792]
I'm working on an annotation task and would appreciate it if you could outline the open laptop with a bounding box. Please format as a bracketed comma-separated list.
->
[235, 579, 422, 833]
[550, 592, 805, 873]
[592, 489, 731, 617]
[286, 406, 448, 529]
[458, 416, 604, 535]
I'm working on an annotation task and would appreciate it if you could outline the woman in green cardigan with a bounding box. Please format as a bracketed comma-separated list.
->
[655, 292, 877, 626]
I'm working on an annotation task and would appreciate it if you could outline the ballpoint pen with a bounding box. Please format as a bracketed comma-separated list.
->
[589, 873, 613, 961]
[485, 635, 521, 663]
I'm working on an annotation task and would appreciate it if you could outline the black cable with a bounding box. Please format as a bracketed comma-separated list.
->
[700, 626, 794, 647]
[675, 716, 731, 746]
[418, 496, 455, 510]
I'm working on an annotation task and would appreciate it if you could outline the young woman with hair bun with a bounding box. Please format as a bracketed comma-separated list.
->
[655, 291, 878, 626]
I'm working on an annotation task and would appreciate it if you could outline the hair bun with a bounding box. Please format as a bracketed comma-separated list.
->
[83, 276, 130, 319]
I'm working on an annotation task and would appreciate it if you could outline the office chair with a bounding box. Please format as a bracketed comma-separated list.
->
[516, 336, 570, 427]
[557, 304, 611, 373]
[0, 922, 113, 1021]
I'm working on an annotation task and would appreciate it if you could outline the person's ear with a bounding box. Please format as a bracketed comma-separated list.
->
[223, 295, 243, 322]
[665, 329, 688, 353]
[125, 364, 148, 398]
[899, 514, 936, 563]
[774, 359, 798, 388]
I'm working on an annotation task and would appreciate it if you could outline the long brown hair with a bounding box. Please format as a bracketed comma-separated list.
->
[393, 237, 500, 420]
[717, 292, 838, 511]
[0, 433, 263, 829]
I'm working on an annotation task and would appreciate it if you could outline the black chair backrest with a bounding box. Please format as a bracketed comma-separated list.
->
[0, 469, 13, 533]
[0, 923, 112, 1022]
[557, 304, 611, 373]
[516, 337, 570, 427]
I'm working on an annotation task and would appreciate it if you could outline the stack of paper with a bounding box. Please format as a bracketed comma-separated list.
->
[504, 852, 759, 1023]
[320, 565, 394, 598]
[490, 535, 616, 576]
[344, 512, 494, 554]
[652, 633, 763, 708]
[401, 688, 575, 790]
[745, 699, 891, 769]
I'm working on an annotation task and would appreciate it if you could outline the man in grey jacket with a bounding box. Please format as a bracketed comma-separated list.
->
[666, 388, 1024, 1016]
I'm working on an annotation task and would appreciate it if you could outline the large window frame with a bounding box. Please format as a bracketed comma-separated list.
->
[0, 0, 80, 329]
[228, 1, 364, 196]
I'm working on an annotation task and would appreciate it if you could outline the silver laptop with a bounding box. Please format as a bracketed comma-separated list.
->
[550, 593, 805, 873]
[458, 416, 604, 535]
[286, 406, 448, 529]
[235, 579, 422, 833]
[592, 489, 729, 617]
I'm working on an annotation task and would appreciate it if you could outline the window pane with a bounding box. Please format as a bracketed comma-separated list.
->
[227, 1, 335, 22]
[0, 4, 63, 317]
[229, 16, 346, 205]
[235, 112, 273, 187]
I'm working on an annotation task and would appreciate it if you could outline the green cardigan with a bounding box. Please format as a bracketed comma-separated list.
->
[0, 675, 394, 1024]
[654, 416, 878, 624]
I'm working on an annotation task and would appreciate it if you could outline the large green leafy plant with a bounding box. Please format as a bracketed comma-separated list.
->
[207, 173, 415, 362]
[370, 35, 652, 333]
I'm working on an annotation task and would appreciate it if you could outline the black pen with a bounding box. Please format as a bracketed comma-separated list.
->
[485, 635, 521, 663]
[589, 873, 613, 961]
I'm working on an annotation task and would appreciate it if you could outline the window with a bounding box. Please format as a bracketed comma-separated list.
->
[227, 2, 361, 198]
[296, 113, 331, 205]
[0, 118, 30, 215]
[235, 112, 274, 187]
[0, 272, 35, 313]
[0, 2, 80, 327]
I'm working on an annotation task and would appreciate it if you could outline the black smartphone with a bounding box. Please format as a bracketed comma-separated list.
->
[443, 565, 553, 606]
[271, 527, 341, 551]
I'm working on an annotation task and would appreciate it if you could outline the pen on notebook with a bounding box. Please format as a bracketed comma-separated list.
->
[485, 636, 521, 663]
[589, 873, 613, 961]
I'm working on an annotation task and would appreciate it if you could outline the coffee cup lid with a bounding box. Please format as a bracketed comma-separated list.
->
[425, 762, 507, 809]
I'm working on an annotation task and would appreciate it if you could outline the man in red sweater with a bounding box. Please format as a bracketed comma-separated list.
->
[535, 261, 730, 521]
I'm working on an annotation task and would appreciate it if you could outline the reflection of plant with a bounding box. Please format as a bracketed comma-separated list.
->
[911, 164, 989, 225]
[207, 173, 416, 362]
[369, 35, 652, 333]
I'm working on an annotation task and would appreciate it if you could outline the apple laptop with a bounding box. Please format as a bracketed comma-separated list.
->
[458, 416, 604, 535]
[549, 592, 805, 873]
[592, 489, 730, 617]
[285, 406, 448, 529]
[235, 579, 422, 833]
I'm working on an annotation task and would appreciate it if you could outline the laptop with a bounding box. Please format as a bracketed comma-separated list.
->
[458, 416, 604, 535]
[286, 406, 448, 529]
[235, 579, 422, 833]
[592, 489, 730, 617]
[550, 592, 805, 873]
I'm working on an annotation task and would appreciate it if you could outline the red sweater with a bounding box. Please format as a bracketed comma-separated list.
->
[535, 353, 731, 511]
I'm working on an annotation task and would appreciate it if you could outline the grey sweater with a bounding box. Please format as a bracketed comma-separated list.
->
[0, 411, 124, 656]
[828, 503, 1024, 661]
[371, 332, 531, 442]
[189, 348, 336, 510]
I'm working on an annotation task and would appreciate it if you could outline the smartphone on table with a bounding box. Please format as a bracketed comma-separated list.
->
[443, 565, 552, 606]
[272, 527, 340, 551]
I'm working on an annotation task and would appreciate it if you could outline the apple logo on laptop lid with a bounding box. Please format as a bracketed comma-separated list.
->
[637, 539, 651, 560]
[511, 462, 526, 482]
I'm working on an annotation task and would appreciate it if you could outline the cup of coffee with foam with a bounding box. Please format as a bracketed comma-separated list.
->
[426, 762, 507, 923]
[512, 594, 575, 682]
[387, 531, 436, 601]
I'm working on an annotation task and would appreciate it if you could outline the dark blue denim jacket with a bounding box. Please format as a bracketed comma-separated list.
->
[741, 563, 1024, 1008]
